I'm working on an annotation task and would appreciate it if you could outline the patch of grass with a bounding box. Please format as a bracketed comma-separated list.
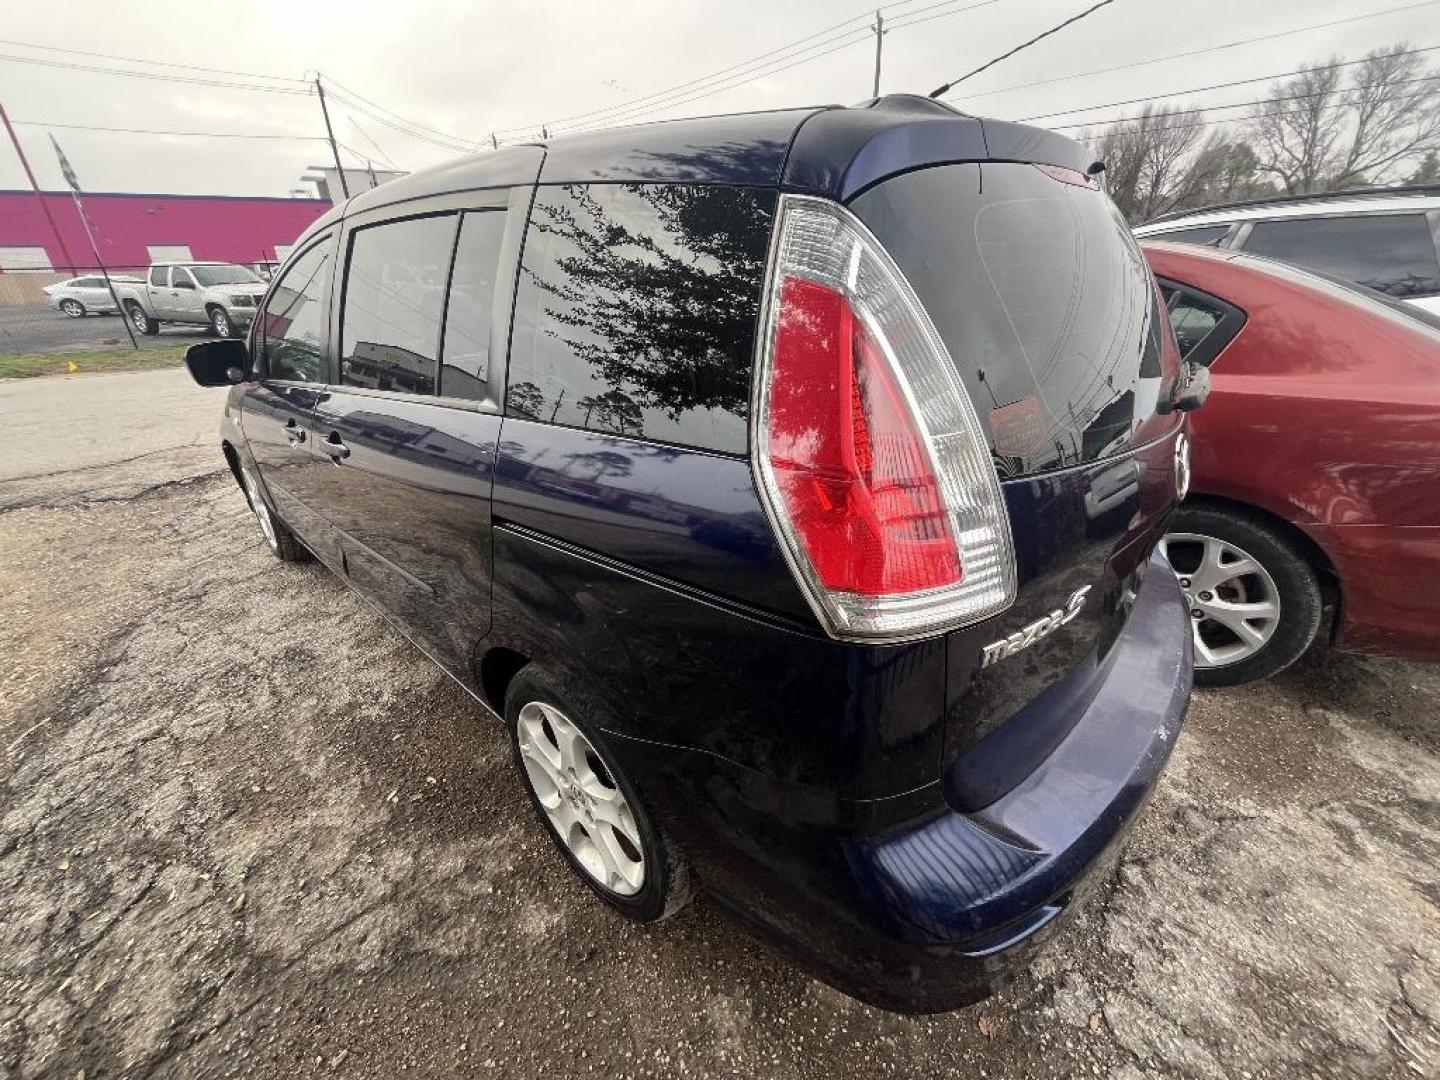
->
[0, 346, 188, 380]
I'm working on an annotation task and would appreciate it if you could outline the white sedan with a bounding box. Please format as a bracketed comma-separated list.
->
[42, 275, 143, 318]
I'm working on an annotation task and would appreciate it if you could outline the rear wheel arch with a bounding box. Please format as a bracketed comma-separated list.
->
[1179, 494, 1343, 638]
[221, 440, 245, 496]
[477, 646, 531, 717]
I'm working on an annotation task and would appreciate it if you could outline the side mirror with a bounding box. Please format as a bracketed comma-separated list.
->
[185, 339, 251, 387]
[1158, 360, 1211, 414]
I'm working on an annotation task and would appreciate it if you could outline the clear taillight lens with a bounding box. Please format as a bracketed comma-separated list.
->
[752, 195, 1016, 642]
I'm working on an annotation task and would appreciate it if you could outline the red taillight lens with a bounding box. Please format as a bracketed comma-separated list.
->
[752, 196, 1016, 642]
[767, 277, 962, 595]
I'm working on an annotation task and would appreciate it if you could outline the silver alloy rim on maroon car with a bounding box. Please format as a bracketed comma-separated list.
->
[1159, 531, 1281, 669]
[239, 465, 279, 552]
[516, 700, 645, 896]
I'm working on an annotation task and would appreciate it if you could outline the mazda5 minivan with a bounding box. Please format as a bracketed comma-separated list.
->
[185, 95, 1198, 1012]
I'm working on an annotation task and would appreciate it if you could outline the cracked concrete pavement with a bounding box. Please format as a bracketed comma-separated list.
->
[1, 368, 1437, 1078]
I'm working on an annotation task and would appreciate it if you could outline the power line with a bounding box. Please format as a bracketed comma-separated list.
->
[0, 36, 308, 85]
[322, 87, 479, 153]
[547, 1, 1007, 138]
[495, 0, 968, 139]
[347, 117, 399, 169]
[954, 0, 1440, 105]
[9, 119, 325, 140]
[1048, 72, 1440, 132]
[929, 0, 1120, 98]
[0, 51, 312, 94]
[318, 72, 483, 148]
[1019, 44, 1440, 122]
[888, 0, 1002, 30]
[550, 25, 877, 137]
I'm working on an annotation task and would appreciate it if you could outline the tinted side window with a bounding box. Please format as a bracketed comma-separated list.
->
[260, 240, 332, 383]
[1152, 224, 1230, 246]
[439, 211, 507, 402]
[1242, 214, 1440, 298]
[341, 214, 457, 396]
[1168, 293, 1225, 358]
[170, 267, 196, 289]
[148, 266, 167, 286]
[507, 183, 776, 454]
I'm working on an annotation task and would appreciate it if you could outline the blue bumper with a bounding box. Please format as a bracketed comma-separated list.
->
[619, 551, 1192, 1012]
[831, 552, 1193, 1007]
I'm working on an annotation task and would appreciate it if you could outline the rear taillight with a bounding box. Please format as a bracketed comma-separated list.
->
[752, 196, 1016, 642]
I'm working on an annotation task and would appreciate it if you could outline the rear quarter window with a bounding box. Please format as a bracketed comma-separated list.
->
[506, 183, 776, 454]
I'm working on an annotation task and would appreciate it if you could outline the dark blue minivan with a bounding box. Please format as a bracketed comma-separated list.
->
[185, 94, 1195, 1012]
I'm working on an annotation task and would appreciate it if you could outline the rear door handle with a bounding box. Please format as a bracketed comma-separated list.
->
[320, 432, 350, 460]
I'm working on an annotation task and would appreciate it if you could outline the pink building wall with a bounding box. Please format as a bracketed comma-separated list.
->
[0, 190, 332, 272]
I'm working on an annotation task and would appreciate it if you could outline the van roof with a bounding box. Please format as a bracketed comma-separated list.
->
[342, 94, 1091, 218]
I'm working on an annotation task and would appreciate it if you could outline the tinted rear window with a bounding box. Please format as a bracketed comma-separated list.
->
[506, 183, 776, 454]
[1151, 224, 1231, 246]
[852, 161, 1166, 477]
[1241, 213, 1440, 298]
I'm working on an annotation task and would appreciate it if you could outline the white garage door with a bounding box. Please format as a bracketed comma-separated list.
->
[147, 245, 194, 262]
[0, 246, 54, 271]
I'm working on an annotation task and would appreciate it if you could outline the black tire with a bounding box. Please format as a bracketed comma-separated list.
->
[208, 305, 240, 339]
[1163, 504, 1323, 687]
[238, 462, 309, 563]
[126, 302, 160, 336]
[59, 298, 85, 318]
[504, 665, 693, 923]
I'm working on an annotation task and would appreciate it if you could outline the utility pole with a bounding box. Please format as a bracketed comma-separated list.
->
[872, 11, 885, 98]
[314, 76, 350, 201]
[1, 102, 78, 273]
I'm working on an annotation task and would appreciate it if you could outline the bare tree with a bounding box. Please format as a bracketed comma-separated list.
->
[1252, 45, 1440, 193]
[1086, 106, 1271, 222]
[1088, 104, 1219, 222]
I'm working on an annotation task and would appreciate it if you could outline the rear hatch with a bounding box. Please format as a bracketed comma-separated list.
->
[848, 159, 1184, 802]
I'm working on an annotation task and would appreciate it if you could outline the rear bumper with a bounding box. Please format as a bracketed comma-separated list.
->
[615, 551, 1192, 1012]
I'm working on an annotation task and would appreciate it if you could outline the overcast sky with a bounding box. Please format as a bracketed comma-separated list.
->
[0, 0, 1433, 198]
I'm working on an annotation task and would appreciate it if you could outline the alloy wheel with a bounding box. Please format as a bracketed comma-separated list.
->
[238, 465, 279, 552]
[212, 309, 231, 337]
[130, 306, 149, 334]
[60, 299, 84, 318]
[1159, 531, 1281, 669]
[515, 700, 645, 896]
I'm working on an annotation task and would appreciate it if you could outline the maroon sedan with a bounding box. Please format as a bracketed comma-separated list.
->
[1143, 241, 1440, 685]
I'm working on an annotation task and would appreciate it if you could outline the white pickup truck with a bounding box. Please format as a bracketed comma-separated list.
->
[115, 262, 269, 339]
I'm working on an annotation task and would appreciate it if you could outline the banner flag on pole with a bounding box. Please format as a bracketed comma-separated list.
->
[48, 134, 140, 349]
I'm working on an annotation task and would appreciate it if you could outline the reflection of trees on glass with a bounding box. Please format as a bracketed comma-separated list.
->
[507, 381, 547, 419]
[513, 184, 774, 436]
[577, 390, 642, 436]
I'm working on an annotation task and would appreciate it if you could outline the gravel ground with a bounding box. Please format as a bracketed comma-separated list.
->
[1, 370, 1437, 1079]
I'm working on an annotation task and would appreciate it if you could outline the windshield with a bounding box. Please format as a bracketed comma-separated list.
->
[191, 265, 261, 286]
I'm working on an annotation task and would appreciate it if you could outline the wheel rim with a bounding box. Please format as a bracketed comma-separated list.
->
[213, 310, 230, 336]
[1159, 531, 1282, 669]
[239, 466, 279, 552]
[130, 306, 148, 333]
[61, 300, 82, 317]
[516, 701, 645, 896]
